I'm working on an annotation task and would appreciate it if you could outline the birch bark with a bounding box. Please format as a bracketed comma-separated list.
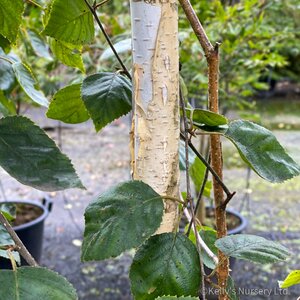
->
[130, 0, 179, 233]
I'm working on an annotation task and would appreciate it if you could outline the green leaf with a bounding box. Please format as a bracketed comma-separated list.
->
[43, 0, 94, 45]
[0, 267, 78, 299]
[185, 108, 228, 127]
[0, 224, 20, 264]
[0, 57, 15, 91]
[200, 228, 218, 269]
[0, 0, 24, 43]
[0, 203, 16, 221]
[130, 233, 201, 300]
[27, 29, 52, 59]
[0, 224, 14, 247]
[0, 249, 20, 265]
[100, 38, 131, 61]
[47, 84, 89, 124]
[0, 34, 11, 53]
[224, 120, 300, 183]
[279, 270, 300, 289]
[12, 62, 49, 107]
[0, 116, 84, 191]
[179, 140, 196, 171]
[49, 39, 84, 72]
[81, 180, 164, 261]
[215, 234, 290, 264]
[190, 157, 212, 197]
[155, 297, 199, 300]
[0, 91, 16, 116]
[197, 124, 228, 134]
[81, 72, 132, 131]
[188, 226, 217, 269]
[226, 276, 239, 300]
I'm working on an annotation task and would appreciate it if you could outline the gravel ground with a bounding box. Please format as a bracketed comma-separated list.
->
[1, 107, 300, 299]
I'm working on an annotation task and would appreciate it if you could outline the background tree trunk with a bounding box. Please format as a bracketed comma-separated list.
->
[130, 0, 180, 233]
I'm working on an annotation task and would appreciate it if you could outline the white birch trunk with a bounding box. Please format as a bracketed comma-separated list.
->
[130, 0, 180, 233]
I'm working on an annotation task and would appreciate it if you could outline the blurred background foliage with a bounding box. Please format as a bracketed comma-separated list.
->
[0, 0, 299, 117]
[179, 0, 300, 112]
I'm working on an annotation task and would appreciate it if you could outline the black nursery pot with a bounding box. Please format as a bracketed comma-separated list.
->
[0, 198, 52, 269]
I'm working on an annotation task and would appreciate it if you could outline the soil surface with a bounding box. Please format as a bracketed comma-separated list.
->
[13, 203, 43, 227]
[1, 106, 300, 299]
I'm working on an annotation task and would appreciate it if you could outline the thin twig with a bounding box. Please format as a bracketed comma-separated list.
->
[83, 0, 131, 79]
[162, 195, 186, 206]
[0, 55, 13, 64]
[184, 208, 218, 266]
[0, 212, 38, 267]
[179, 89, 193, 205]
[26, 0, 43, 9]
[180, 90, 207, 299]
[181, 134, 233, 199]
[186, 155, 210, 236]
[94, 0, 110, 9]
[219, 191, 236, 209]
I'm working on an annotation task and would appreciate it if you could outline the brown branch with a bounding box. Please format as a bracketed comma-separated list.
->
[179, 0, 229, 298]
[178, 0, 213, 57]
[0, 212, 38, 267]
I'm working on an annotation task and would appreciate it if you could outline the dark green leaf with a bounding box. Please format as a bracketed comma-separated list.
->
[0, 203, 16, 221]
[27, 29, 52, 59]
[49, 39, 84, 72]
[81, 72, 132, 131]
[0, 116, 84, 191]
[47, 84, 89, 124]
[179, 140, 196, 171]
[12, 62, 49, 107]
[43, 0, 94, 45]
[0, 0, 24, 43]
[0, 91, 16, 116]
[215, 234, 290, 264]
[196, 124, 228, 134]
[81, 181, 164, 261]
[130, 233, 201, 300]
[0, 267, 77, 300]
[224, 120, 300, 183]
[279, 270, 300, 289]
[0, 34, 11, 53]
[226, 276, 239, 300]
[0, 57, 15, 91]
[185, 108, 228, 127]
[155, 297, 199, 300]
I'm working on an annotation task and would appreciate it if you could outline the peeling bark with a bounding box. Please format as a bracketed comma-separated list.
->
[130, 0, 179, 233]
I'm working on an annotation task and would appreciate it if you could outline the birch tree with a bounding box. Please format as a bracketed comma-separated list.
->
[130, 0, 180, 233]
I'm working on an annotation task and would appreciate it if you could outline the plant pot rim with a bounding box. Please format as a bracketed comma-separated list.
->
[206, 206, 248, 235]
[0, 199, 51, 231]
[225, 207, 248, 235]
